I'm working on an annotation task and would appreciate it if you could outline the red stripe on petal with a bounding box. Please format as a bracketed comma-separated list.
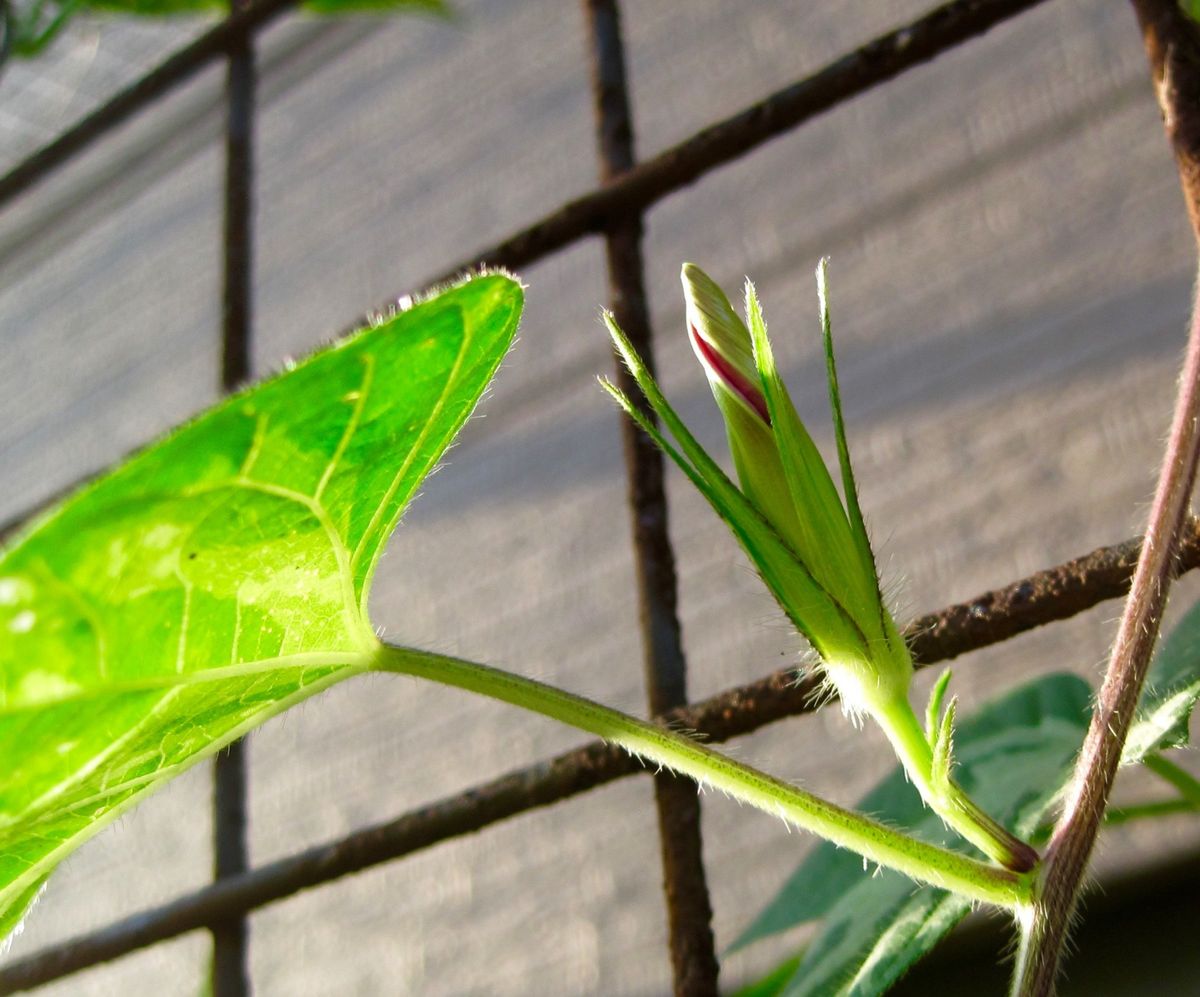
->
[689, 323, 771, 425]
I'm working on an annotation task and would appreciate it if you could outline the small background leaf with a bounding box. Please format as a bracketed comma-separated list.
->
[732, 674, 1091, 996]
[0, 274, 521, 935]
[1122, 597, 1200, 765]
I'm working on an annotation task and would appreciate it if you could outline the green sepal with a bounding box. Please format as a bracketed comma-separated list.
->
[816, 258, 886, 632]
[602, 315, 868, 663]
[930, 696, 958, 788]
[8, 0, 447, 59]
[745, 280, 881, 642]
[925, 669, 953, 744]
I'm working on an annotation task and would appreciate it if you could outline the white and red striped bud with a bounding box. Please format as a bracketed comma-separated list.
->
[679, 263, 909, 710]
[602, 262, 1038, 870]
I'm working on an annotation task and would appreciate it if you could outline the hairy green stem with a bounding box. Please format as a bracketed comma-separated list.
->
[878, 696, 1038, 871]
[375, 643, 1029, 909]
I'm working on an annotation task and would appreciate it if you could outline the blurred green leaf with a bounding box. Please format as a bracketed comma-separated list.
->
[1122, 597, 1200, 765]
[731, 674, 1090, 996]
[0, 274, 522, 938]
[733, 953, 805, 997]
[603, 317, 867, 667]
[7, 0, 446, 60]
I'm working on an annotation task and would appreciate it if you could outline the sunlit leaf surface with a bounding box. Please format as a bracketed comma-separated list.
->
[0, 274, 522, 935]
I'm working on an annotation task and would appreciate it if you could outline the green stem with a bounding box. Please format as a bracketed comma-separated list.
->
[375, 643, 1029, 909]
[1144, 752, 1200, 804]
[879, 697, 1038, 871]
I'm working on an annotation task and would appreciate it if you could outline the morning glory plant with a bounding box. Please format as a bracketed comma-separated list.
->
[603, 261, 1037, 872]
[0, 273, 1031, 953]
[18, 266, 1199, 990]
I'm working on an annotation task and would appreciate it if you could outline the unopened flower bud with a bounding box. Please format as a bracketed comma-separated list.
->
[681, 263, 912, 714]
[604, 262, 1036, 869]
[683, 263, 769, 425]
[681, 264, 809, 571]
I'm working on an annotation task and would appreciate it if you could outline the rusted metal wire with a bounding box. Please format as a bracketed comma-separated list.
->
[211, 2, 256, 991]
[3, 523, 1192, 992]
[429, 0, 1052, 285]
[584, 1, 719, 992]
[0, 0, 1053, 546]
[0, 0, 1089, 990]
[0, 0, 1048, 219]
[0, 0, 297, 207]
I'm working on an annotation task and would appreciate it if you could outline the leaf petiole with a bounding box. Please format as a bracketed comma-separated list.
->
[375, 643, 1032, 910]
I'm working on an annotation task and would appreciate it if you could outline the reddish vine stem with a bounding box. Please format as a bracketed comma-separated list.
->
[1013, 4, 1200, 993]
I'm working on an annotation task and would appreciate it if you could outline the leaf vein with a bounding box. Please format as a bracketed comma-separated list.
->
[6, 687, 186, 829]
[350, 326, 472, 605]
[238, 412, 268, 478]
[315, 353, 375, 501]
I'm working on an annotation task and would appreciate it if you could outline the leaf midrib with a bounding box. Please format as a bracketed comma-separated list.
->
[0, 649, 376, 716]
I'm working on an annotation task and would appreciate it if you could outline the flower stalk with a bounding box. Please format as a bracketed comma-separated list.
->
[604, 261, 1037, 872]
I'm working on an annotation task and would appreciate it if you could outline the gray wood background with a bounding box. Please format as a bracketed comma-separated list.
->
[3, 1, 1200, 993]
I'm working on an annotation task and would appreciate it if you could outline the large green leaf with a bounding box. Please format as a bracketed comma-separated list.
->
[732, 674, 1091, 997]
[0, 273, 522, 938]
[1122, 597, 1200, 765]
